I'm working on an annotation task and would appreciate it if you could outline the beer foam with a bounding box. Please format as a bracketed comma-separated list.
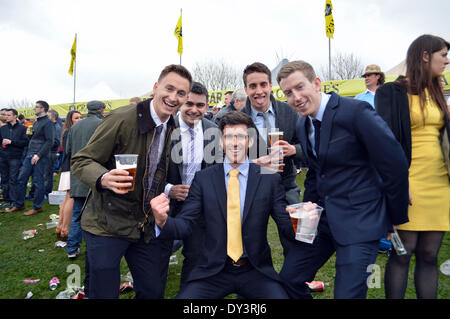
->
[116, 164, 136, 170]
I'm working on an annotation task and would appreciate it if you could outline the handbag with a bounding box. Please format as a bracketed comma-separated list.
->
[440, 126, 450, 178]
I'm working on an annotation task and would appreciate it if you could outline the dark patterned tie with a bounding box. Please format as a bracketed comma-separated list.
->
[257, 111, 271, 144]
[312, 119, 321, 157]
[148, 125, 164, 186]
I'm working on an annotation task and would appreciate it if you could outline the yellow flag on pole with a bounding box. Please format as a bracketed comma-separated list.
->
[325, 0, 335, 39]
[68, 34, 77, 76]
[174, 12, 183, 55]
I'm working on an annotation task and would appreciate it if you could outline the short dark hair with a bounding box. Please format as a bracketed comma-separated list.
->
[18, 114, 25, 120]
[48, 109, 59, 120]
[243, 62, 272, 86]
[158, 64, 193, 88]
[36, 100, 49, 112]
[190, 81, 209, 102]
[218, 111, 255, 133]
[225, 91, 234, 96]
[7, 108, 18, 116]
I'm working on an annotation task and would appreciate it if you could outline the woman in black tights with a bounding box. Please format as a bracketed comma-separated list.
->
[375, 34, 449, 299]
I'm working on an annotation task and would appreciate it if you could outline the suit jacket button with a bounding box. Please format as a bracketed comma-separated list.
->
[321, 174, 325, 179]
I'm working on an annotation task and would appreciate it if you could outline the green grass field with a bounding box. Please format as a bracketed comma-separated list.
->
[0, 170, 448, 299]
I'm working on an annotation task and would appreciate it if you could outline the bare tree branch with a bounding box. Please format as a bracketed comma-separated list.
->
[191, 59, 242, 91]
[7, 98, 34, 109]
[318, 51, 365, 81]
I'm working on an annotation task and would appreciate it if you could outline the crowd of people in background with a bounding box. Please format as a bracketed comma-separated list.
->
[0, 34, 448, 300]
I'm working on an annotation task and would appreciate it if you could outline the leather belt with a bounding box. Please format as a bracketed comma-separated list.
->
[226, 257, 249, 267]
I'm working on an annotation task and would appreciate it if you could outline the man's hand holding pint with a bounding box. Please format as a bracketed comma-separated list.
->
[150, 193, 170, 228]
[101, 169, 134, 194]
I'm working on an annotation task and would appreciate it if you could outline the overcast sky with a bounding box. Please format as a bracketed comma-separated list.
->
[1, 0, 449, 107]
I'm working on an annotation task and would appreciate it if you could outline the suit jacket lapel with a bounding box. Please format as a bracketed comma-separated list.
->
[173, 115, 184, 179]
[318, 93, 339, 168]
[242, 163, 261, 224]
[212, 164, 227, 220]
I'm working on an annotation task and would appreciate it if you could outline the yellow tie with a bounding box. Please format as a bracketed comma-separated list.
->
[227, 169, 243, 262]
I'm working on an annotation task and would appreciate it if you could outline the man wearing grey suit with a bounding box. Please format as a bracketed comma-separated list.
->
[161, 82, 222, 292]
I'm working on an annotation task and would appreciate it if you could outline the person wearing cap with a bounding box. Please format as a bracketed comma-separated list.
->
[4, 101, 55, 216]
[64, 100, 105, 262]
[354, 64, 385, 108]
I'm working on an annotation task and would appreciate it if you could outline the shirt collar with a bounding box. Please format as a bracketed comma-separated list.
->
[223, 157, 250, 177]
[250, 102, 274, 120]
[150, 99, 169, 127]
[179, 116, 202, 133]
[309, 92, 330, 122]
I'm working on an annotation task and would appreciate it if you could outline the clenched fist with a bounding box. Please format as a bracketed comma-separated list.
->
[150, 193, 170, 228]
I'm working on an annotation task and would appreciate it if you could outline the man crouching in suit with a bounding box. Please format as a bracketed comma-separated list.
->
[151, 111, 295, 299]
[276, 61, 410, 299]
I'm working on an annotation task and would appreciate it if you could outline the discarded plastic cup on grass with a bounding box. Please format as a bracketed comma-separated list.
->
[169, 255, 178, 265]
[440, 260, 450, 276]
[25, 291, 33, 299]
[55, 287, 76, 299]
[55, 241, 67, 248]
[46, 220, 59, 229]
[121, 272, 133, 284]
[22, 230, 37, 240]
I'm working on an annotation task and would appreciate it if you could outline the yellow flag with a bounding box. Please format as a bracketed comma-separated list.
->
[174, 13, 183, 55]
[325, 0, 335, 39]
[68, 34, 77, 76]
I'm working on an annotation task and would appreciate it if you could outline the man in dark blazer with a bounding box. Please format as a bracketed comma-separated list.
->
[151, 111, 294, 299]
[276, 60, 410, 299]
[240, 62, 303, 259]
[240, 62, 302, 205]
[161, 81, 222, 292]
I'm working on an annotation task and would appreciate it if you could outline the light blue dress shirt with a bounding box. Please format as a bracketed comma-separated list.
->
[354, 90, 375, 108]
[308, 92, 330, 157]
[250, 103, 276, 144]
[155, 158, 250, 244]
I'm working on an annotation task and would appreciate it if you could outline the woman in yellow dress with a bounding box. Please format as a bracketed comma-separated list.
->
[376, 34, 449, 299]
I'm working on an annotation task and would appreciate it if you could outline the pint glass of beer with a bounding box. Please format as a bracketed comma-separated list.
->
[114, 154, 138, 191]
[268, 128, 284, 147]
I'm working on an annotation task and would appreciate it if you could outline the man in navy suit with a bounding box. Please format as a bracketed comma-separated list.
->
[276, 60, 409, 299]
[151, 111, 294, 299]
[161, 81, 222, 292]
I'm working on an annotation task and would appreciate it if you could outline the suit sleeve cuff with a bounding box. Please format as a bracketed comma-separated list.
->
[164, 183, 173, 196]
[95, 172, 108, 192]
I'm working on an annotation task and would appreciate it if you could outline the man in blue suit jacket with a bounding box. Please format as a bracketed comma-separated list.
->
[151, 111, 294, 299]
[275, 60, 409, 299]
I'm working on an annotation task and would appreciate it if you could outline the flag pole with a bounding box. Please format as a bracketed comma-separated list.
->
[328, 37, 331, 80]
[179, 8, 182, 65]
[73, 33, 77, 104]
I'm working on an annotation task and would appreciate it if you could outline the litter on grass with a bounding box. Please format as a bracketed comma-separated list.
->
[55, 241, 67, 248]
